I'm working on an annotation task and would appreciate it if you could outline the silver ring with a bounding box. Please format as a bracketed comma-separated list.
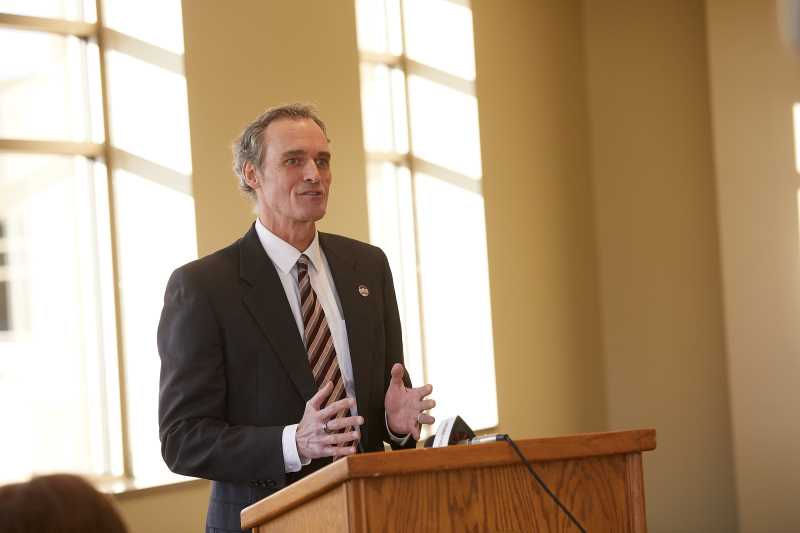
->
[323, 420, 332, 434]
[416, 413, 423, 425]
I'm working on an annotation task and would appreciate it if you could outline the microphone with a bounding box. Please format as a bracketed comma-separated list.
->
[466, 433, 507, 444]
[423, 416, 475, 448]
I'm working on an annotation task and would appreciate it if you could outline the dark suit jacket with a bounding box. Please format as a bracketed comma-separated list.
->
[157, 225, 412, 532]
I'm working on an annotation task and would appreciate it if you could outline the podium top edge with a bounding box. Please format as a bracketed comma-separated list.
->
[241, 428, 656, 528]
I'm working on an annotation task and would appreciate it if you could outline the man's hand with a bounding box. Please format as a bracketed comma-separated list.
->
[296, 382, 363, 461]
[384, 363, 435, 440]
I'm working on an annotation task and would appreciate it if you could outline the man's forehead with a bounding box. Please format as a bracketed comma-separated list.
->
[263, 117, 328, 147]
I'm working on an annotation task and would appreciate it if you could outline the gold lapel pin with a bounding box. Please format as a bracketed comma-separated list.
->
[358, 284, 369, 297]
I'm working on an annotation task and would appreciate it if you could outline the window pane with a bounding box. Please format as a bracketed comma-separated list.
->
[0, 30, 97, 142]
[113, 169, 197, 481]
[0, 0, 96, 22]
[87, 41, 105, 144]
[414, 172, 498, 430]
[0, 154, 121, 482]
[106, 49, 192, 174]
[390, 68, 409, 154]
[102, 0, 185, 54]
[355, 0, 402, 55]
[366, 162, 423, 386]
[407, 74, 482, 179]
[359, 63, 408, 154]
[403, 0, 476, 80]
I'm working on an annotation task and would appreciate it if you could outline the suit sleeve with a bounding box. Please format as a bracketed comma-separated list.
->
[157, 268, 287, 486]
[379, 250, 417, 450]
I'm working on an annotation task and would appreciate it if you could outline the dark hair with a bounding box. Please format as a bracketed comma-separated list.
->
[0, 474, 128, 533]
[232, 102, 329, 199]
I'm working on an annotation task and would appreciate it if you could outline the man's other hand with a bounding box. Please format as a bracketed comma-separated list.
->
[296, 382, 363, 461]
[384, 363, 435, 441]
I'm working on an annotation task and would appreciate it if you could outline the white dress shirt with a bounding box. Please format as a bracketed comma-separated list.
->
[254, 219, 358, 472]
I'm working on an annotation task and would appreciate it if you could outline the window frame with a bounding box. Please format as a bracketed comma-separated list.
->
[0, 4, 134, 483]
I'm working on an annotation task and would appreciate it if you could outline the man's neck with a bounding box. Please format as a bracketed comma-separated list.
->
[258, 215, 316, 251]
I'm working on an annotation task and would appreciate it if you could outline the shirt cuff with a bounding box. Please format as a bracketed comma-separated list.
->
[282, 424, 311, 473]
[385, 411, 412, 446]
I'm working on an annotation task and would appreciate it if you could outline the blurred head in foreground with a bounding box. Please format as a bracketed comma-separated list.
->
[0, 474, 128, 533]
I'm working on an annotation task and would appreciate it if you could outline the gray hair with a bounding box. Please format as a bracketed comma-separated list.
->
[232, 103, 329, 199]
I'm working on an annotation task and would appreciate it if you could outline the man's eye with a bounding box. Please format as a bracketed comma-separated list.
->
[285, 158, 300, 166]
[316, 158, 330, 169]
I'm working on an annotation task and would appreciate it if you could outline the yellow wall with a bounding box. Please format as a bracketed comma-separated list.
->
[706, 1, 800, 530]
[115, 481, 210, 533]
[583, 2, 738, 531]
[472, 0, 607, 438]
[181, 0, 369, 256]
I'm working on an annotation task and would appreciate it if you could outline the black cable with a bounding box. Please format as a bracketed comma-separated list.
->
[499, 434, 588, 533]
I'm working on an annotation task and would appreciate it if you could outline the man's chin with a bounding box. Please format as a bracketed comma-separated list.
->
[300, 209, 327, 223]
[285, 202, 327, 224]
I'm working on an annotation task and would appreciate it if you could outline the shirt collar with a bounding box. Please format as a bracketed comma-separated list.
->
[254, 218, 323, 274]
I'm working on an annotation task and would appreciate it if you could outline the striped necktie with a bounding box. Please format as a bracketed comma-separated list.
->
[296, 255, 351, 434]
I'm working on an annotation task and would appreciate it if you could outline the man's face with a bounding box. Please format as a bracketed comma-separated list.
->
[248, 118, 332, 235]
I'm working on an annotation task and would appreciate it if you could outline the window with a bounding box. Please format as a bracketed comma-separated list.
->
[355, 0, 498, 432]
[0, 0, 197, 486]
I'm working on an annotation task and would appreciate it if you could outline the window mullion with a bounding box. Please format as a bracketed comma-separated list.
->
[0, 139, 103, 157]
[360, 50, 401, 67]
[0, 12, 97, 38]
[94, 0, 133, 481]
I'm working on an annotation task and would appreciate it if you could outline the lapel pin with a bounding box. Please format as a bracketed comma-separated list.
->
[358, 284, 369, 297]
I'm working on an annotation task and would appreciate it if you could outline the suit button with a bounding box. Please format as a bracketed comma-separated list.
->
[265, 479, 276, 489]
[249, 481, 258, 487]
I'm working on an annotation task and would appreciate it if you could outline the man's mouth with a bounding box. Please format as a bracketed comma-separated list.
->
[300, 191, 323, 197]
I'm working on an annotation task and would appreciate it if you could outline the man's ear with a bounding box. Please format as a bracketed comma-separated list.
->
[243, 161, 260, 190]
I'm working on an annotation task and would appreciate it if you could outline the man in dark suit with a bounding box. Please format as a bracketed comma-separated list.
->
[157, 104, 435, 532]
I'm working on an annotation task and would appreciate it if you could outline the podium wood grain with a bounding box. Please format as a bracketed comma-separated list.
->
[242, 429, 656, 533]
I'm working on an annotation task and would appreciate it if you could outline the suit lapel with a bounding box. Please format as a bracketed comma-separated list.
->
[239, 225, 317, 403]
[320, 234, 373, 443]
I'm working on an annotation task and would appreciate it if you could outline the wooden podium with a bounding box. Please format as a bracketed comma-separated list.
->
[241, 429, 656, 532]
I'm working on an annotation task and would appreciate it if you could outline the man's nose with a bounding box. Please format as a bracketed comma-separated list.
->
[302, 160, 321, 183]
